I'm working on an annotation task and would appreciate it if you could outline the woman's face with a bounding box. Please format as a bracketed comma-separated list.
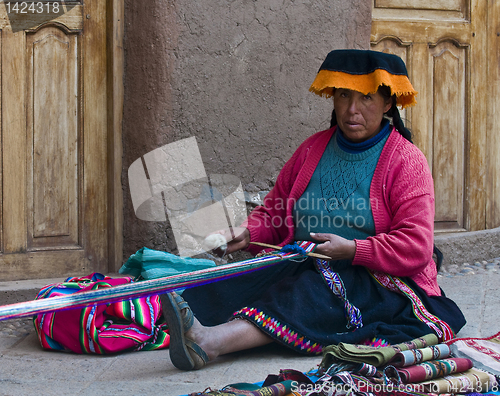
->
[333, 88, 393, 143]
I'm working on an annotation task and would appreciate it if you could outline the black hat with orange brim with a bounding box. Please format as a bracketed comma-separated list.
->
[309, 49, 417, 109]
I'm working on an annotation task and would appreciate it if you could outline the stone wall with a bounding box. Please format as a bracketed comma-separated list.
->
[435, 227, 500, 268]
[121, 0, 373, 262]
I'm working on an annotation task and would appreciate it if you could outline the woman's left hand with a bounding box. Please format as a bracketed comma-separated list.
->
[310, 232, 356, 261]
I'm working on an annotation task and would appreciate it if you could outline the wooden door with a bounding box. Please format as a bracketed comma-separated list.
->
[0, 1, 123, 281]
[486, 0, 500, 230]
[371, 0, 494, 232]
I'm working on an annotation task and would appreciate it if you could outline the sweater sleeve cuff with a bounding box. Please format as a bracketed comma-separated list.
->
[245, 225, 261, 256]
[352, 239, 372, 266]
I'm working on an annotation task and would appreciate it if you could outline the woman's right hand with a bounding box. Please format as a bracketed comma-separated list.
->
[212, 227, 250, 256]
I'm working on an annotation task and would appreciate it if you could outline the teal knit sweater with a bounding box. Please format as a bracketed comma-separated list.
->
[293, 131, 389, 241]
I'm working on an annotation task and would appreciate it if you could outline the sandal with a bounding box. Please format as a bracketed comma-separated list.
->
[160, 292, 209, 370]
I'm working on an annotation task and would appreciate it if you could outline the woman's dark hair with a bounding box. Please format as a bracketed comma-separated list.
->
[329, 85, 413, 143]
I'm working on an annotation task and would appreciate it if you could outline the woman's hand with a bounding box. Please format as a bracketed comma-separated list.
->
[210, 227, 250, 257]
[310, 232, 356, 261]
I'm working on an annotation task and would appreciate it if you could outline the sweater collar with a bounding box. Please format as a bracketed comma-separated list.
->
[336, 119, 391, 154]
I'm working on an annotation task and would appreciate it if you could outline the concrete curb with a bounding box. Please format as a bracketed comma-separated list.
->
[435, 226, 500, 267]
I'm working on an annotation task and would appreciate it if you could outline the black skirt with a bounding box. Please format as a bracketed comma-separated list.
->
[182, 258, 466, 355]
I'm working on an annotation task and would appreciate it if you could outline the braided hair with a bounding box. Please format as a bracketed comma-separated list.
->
[386, 101, 413, 143]
[329, 86, 413, 143]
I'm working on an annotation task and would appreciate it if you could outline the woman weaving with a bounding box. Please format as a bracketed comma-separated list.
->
[161, 49, 466, 371]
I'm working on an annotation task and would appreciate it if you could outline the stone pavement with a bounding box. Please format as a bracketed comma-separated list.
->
[0, 271, 499, 396]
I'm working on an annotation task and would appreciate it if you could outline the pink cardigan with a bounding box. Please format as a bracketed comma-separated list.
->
[244, 127, 441, 296]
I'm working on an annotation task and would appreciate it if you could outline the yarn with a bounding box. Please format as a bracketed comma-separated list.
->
[280, 243, 308, 256]
[202, 234, 227, 251]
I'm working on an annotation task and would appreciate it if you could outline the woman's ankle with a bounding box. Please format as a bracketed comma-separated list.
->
[185, 318, 219, 361]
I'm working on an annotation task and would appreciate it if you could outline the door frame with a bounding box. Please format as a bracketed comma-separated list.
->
[79, 0, 124, 275]
[486, 0, 500, 229]
[106, 0, 124, 273]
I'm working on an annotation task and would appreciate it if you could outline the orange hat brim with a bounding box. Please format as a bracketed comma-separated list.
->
[309, 69, 417, 109]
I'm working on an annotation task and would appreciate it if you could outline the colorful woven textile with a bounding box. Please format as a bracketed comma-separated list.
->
[370, 271, 455, 342]
[188, 381, 293, 396]
[312, 371, 433, 396]
[390, 358, 473, 383]
[187, 370, 311, 396]
[315, 258, 363, 330]
[319, 334, 499, 394]
[446, 331, 500, 377]
[33, 273, 169, 354]
[313, 368, 496, 395]
[188, 364, 500, 396]
[390, 344, 451, 367]
[416, 367, 497, 393]
[320, 334, 438, 369]
[324, 361, 380, 378]
[234, 306, 323, 355]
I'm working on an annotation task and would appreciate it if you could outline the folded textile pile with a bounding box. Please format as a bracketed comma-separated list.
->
[447, 331, 500, 378]
[188, 381, 294, 396]
[317, 334, 499, 395]
[187, 370, 311, 396]
[187, 333, 500, 396]
[320, 333, 439, 368]
[391, 343, 451, 367]
[413, 367, 494, 394]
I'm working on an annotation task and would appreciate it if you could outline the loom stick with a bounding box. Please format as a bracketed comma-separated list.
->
[250, 241, 331, 260]
[0, 250, 307, 322]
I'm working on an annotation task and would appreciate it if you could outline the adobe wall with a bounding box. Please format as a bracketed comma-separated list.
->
[121, 0, 373, 262]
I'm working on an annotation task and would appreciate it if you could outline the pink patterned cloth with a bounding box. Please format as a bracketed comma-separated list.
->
[33, 273, 170, 354]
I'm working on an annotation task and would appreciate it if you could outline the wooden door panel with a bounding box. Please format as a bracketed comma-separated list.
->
[3, 28, 27, 253]
[374, 0, 464, 12]
[0, 1, 114, 280]
[27, 26, 80, 249]
[485, 0, 500, 229]
[372, 0, 488, 232]
[1, 250, 87, 280]
[1, 3, 82, 31]
[429, 42, 467, 229]
[371, 22, 470, 44]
